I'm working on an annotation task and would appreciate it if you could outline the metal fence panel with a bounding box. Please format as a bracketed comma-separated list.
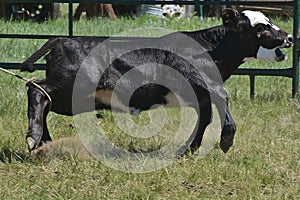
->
[0, 0, 298, 98]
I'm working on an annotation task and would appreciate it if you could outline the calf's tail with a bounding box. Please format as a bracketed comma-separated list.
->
[20, 37, 68, 72]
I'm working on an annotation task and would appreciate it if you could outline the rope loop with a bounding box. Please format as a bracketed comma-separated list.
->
[26, 79, 52, 105]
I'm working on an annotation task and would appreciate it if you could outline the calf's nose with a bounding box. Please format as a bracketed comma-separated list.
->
[287, 34, 294, 44]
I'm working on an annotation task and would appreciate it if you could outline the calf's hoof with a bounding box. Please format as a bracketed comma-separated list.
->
[27, 137, 54, 157]
[220, 136, 233, 153]
[220, 124, 236, 153]
[26, 137, 37, 152]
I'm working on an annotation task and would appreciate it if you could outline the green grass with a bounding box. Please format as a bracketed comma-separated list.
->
[0, 14, 299, 199]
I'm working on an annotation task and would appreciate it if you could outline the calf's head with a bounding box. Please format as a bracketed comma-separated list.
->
[222, 9, 293, 62]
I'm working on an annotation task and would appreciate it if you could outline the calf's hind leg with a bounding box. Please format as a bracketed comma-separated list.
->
[26, 85, 52, 152]
[189, 104, 236, 154]
[189, 106, 212, 153]
[219, 105, 236, 153]
[188, 90, 236, 154]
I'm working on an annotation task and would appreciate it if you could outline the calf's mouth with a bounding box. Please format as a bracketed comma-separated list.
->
[275, 48, 286, 62]
[274, 34, 294, 62]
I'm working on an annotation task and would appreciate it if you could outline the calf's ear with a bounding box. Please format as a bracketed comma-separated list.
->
[222, 8, 239, 28]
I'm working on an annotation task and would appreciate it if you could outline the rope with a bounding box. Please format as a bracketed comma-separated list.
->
[0, 67, 52, 104]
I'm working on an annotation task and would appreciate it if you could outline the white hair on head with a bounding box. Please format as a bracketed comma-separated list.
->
[242, 10, 280, 30]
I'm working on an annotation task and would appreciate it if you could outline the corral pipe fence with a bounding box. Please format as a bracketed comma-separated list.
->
[0, 0, 299, 98]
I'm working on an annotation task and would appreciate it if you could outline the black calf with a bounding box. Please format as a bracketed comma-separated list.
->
[21, 9, 292, 154]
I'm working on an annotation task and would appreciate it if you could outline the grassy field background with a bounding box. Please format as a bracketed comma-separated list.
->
[0, 11, 299, 199]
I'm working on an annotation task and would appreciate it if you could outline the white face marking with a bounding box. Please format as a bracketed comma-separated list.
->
[242, 10, 280, 30]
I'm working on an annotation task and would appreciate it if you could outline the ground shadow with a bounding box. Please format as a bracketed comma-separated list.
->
[0, 147, 31, 163]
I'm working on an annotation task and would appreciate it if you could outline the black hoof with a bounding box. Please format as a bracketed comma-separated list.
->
[26, 136, 37, 152]
[220, 124, 236, 153]
[220, 136, 233, 153]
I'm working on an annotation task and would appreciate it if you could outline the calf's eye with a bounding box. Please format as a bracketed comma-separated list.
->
[255, 24, 265, 32]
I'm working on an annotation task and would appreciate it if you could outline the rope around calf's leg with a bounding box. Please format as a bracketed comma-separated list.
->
[0, 67, 52, 105]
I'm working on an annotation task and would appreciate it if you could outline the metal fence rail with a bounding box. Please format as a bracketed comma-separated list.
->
[0, 0, 299, 98]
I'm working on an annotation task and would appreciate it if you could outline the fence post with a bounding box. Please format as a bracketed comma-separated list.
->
[69, 1, 73, 37]
[293, 0, 300, 97]
[199, 0, 203, 20]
